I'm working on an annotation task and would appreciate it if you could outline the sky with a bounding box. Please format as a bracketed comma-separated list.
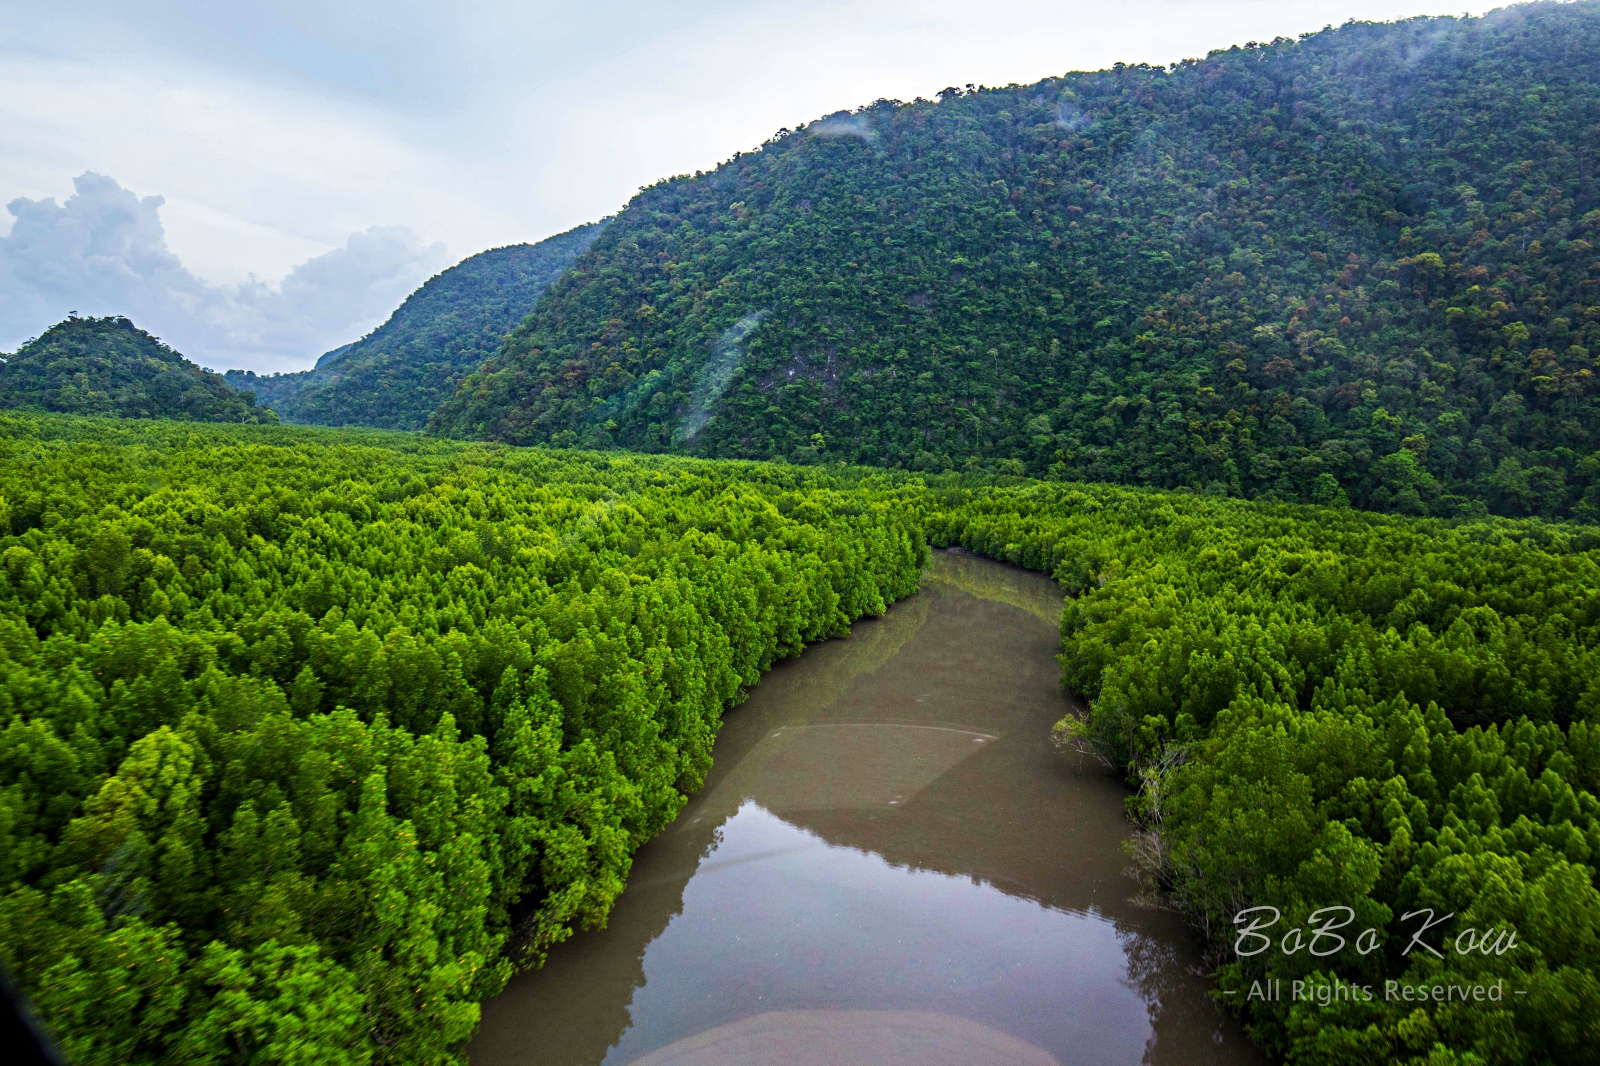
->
[0, 0, 1501, 373]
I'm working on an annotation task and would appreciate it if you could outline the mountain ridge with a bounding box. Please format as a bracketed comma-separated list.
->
[0, 315, 274, 423]
[433, 2, 1600, 522]
[230, 221, 602, 430]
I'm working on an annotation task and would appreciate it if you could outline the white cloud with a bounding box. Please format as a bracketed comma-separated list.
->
[0, 51, 484, 285]
[0, 173, 447, 372]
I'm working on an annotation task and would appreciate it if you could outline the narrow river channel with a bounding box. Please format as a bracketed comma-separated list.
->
[470, 550, 1261, 1066]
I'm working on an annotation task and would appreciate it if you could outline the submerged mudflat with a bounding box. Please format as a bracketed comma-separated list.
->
[470, 551, 1258, 1066]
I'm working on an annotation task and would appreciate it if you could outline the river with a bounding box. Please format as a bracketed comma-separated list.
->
[470, 549, 1260, 1066]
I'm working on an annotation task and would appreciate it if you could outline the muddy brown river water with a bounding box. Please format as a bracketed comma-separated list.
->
[470, 550, 1261, 1066]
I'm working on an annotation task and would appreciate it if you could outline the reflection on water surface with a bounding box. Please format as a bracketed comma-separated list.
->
[470, 551, 1259, 1066]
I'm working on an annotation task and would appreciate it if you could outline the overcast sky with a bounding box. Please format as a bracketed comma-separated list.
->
[0, 0, 1498, 372]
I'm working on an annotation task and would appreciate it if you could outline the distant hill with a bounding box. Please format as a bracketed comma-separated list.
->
[0, 315, 273, 423]
[228, 222, 602, 430]
[433, 2, 1600, 522]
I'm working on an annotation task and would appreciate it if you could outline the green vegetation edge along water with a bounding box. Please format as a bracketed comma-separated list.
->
[1, 414, 1598, 1066]
[0, 413, 922, 1065]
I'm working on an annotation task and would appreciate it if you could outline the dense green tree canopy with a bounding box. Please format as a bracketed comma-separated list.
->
[0, 317, 273, 424]
[1, 409, 1598, 1064]
[434, 2, 1600, 522]
[0, 412, 921, 1065]
[7, 5, 1600, 1064]
[932, 479, 1600, 1064]
[228, 223, 601, 430]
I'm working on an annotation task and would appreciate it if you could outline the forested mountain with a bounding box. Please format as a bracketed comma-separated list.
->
[433, 2, 1600, 522]
[228, 222, 601, 430]
[0, 316, 273, 423]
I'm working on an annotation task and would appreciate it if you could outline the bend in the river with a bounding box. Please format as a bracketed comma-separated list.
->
[471, 550, 1261, 1066]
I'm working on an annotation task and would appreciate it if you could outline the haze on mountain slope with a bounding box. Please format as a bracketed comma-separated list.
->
[229, 222, 602, 430]
[433, 2, 1600, 523]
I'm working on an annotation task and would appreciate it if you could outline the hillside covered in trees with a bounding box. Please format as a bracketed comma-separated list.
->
[228, 223, 601, 430]
[434, 3, 1600, 523]
[0, 316, 273, 424]
[5, 5, 1600, 1065]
